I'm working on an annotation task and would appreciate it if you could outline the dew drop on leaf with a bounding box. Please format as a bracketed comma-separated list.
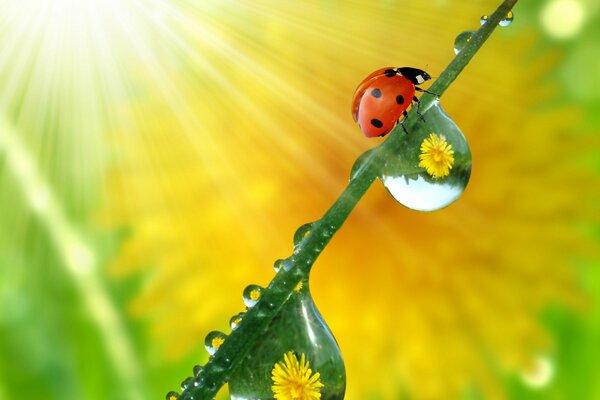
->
[242, 284, 264, 308]
[379, 100, 471, 211]
[204, 331, 227, 356]
[192, 364, 203, 377]
[229, 279, 345, 400]
[230, 312, 245, 330]
[453, 30, 474, 54]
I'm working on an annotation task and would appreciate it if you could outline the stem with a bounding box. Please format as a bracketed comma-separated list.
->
[178, 1, 518, 398]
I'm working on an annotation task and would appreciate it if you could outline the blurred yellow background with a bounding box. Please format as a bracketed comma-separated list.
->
[0, 0, 599, 399]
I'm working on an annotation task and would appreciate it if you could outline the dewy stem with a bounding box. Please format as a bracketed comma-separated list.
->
[178, 1, 518, 398]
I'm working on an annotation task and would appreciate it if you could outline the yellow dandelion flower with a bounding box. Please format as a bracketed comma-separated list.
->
[103, 2, 597, 399]
[271, 352, 324, 400]
[211, 336, 225, 350]
[418, 133, 455, 179]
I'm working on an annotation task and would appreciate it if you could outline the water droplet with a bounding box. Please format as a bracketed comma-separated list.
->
[293, 222, 314, 253]
[453, 31, 474, 54]
[480, 14, 489, 25]
[499, 10, 514, 26]
[230, 312, 245, 330]
[243, 284, 264, 308]
[192, 364, 203, 377]
[229, 280, 345, 400]
[380, 100, 471, 211]
[274, 258, 292, 272]
[180, 376, 193, 391]
[204, 331, 227, 356]
[166, 391, 180, 400]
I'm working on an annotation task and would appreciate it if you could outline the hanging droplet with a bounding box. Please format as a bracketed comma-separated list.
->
[499, 10, 514, 26]
[273, 258, 292, 273]
[380, 99, 471, 211]
[480, 14, 489, 24]
[243, 284, 264, 308]
[204, 331, 227, 356]
[229, 280, 345, 400]
[230, 312, 245, 330]
[453, 30, 474, 54]
[293, 222, 314, 253]
[165, 391, 180, 400]
[192, 364, 203, 377]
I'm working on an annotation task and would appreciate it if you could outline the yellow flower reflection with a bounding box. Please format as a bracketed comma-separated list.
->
[272, 352, 324, 400]
[104, 1, 597, 399]
[418, 133, 455, 179]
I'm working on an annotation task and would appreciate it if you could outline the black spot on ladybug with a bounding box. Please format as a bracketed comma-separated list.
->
[371, 88, 382, 98]
[384, 69, 396, 77]
[396, 95, 405, 105]
[370, 118, 383, 128]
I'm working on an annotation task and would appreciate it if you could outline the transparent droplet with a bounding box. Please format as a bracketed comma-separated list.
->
[229, 280, 345, 400]
[499, 10, 514, 26]
[230, 312, 245, 330]
[453, 30, 474, 54]
[180, 376, 193, 391]
[192, 364, 203, 377]
[480, 15, 489, 25]
[165, 391, 180, 400]
[274, 258, 293, 273]
[293, 222, 314, 253]
[380, 100, 471, 212]
[243, 284, 264, 308]
[204, 331, 227, 356]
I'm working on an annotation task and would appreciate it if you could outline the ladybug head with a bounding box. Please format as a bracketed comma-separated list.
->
[397, 67, 431, 86]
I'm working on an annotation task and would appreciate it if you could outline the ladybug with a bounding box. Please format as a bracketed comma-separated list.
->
[352, 67, 432, 137]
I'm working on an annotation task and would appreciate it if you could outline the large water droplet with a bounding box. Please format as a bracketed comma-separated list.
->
[165, 391, 180, 400]
[454, 30, 474, 54]
[380, 100, 471, 211]
[204, 330, 227, 356]
[229, 280, 345, 400]
[243, 284, 264, 308]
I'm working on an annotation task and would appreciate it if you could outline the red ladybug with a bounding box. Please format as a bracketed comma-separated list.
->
[352, 67, 432, 137]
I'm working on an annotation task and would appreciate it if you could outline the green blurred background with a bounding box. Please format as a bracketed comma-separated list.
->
[0, 0, 599, 399]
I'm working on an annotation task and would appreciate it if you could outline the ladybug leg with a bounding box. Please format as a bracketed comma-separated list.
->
[415, 87, 439, 97]
[400, 110, 409, 134]
[413, 96, 426, 122]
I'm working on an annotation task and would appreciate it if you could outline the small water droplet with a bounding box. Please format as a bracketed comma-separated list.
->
[380, 100, 471, 212]
[166, 391, 180, 400]
[192, 364, 203, 377]
[204, 331, 227, 356]
[293, 222, 314, 253]
[453, 31, 474, 54]
[180, 377, 193, 391]
[274, 258, 292, 272]
[499, 10, 514, 26]
[229, 312, 245, 330]
[480, 14, 489, 25]
[242, 284, 264, 308]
